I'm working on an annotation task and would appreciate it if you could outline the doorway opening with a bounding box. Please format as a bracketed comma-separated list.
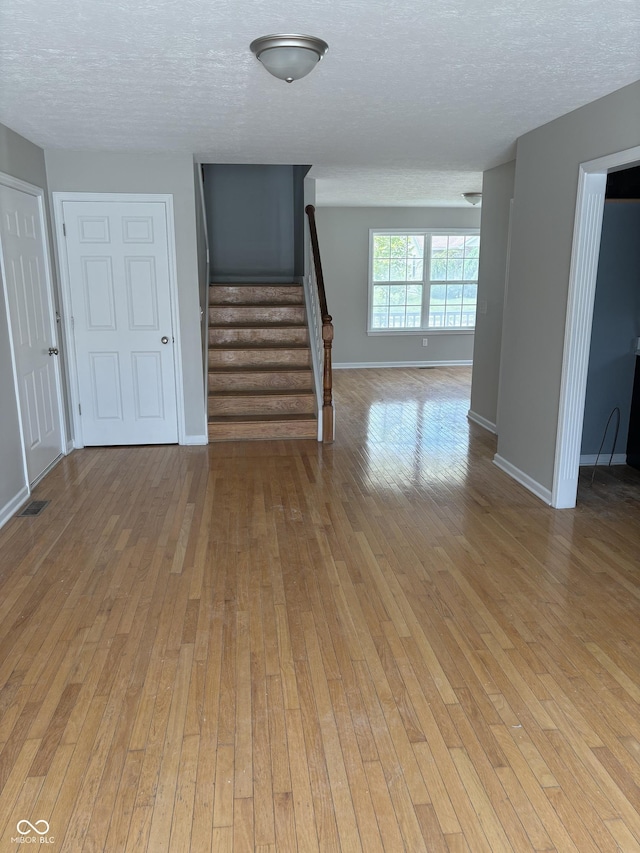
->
[552, 145, 640, 508]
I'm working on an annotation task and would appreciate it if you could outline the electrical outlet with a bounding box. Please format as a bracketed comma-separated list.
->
[422, 338, 428, 347]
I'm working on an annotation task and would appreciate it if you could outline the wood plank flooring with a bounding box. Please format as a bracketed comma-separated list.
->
[1, 366, 640, 851]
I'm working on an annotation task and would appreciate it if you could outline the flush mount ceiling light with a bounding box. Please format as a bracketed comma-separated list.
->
[462, 192, 482, 206]
[250, 34, 329, 83]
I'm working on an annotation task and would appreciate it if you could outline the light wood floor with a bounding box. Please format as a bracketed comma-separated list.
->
[1, 366, 640, 852]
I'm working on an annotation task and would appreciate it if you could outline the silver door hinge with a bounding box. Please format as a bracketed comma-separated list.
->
[63, 223, 67, 237]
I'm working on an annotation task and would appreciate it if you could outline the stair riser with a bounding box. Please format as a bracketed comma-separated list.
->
[209, 395, 316, 417]
[208, 421, 317, 441]
[209, 350, 311, 369]
[208, 371, 313, 392]
[209, 285, 304, 305]
[210, 327, 308, 346]
[209, 306, 305, 325]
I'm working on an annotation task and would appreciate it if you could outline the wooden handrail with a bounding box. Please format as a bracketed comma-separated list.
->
[305, 204, 334, 443]
[305, 205, 329, 320]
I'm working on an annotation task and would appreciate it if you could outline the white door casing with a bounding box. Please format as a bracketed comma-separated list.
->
[0, 177, 65, 484]
[57, 196, 182, 446]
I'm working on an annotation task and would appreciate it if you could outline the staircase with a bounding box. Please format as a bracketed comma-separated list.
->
[207, 284, 318, 441]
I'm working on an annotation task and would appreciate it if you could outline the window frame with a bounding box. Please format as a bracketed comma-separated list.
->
[367, 227, 480, 336]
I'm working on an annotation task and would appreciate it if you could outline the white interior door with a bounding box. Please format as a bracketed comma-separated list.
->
[0, 182, 64, 483]
[62, 200, 178, 445]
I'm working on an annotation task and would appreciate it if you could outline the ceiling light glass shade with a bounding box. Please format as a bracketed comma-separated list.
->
[462, 192, 482, 206]
[250, 34, 328, 83]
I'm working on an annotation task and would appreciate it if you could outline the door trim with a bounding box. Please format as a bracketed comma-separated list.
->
[53, 192, 185, 447]
[0, 170, 67, 489]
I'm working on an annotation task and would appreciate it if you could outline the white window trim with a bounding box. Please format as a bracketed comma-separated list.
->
[367, 227, 480, 336]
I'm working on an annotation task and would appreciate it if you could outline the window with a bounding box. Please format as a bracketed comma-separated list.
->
[369, 230, 480, 333]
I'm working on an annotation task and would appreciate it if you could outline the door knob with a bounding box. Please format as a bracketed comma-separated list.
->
[48, 347, 59, 356]
[161, 336, 169, 344]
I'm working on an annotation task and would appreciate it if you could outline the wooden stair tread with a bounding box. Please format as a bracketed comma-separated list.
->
[209, 322, 307, 328]
[209, 344, 309, 351]
[209, 281, 302, 287]
[208, 413, 316, 424]
[209, 389, 313, 398]
[209, 366, 311, 373]
[209, 304, 303, 309]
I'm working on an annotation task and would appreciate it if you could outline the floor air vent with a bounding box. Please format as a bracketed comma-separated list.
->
[18, 500, 49, 517]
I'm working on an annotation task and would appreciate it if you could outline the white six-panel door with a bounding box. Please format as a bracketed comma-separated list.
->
[62, 200, 178, 446]
[0, 182, 64, 483]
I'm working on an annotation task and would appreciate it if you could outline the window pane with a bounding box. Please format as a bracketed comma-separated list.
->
[447, 284, 463, 302]
[429, 283, 445, 328]
[390, 258, 407, 280]
[389, 236, 408, 257]
[373, 259, 390, 281]
[431, 235, 448, 255]
[372, 307, 389, 328]
[406, 284, 422, 305]
[373, 285, 389, 306]
[463, 259, 478, 280]
[407, 236, 424, 258]
[430, 258, 447, 280]
[465, 235, 480, 257]
[446, 309, 463, 326]
[447, 259, 463, 280]
[463, 283, 477, 302]
[373, 235, 390, 258]
[389, 306, 406, 327]
[389, 284, 406, 305]
[407, 259, 423, 281]
[448, 236, 465, 257]
[430, 284, 446, 305]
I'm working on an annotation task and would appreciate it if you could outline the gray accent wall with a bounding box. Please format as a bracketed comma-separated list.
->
[469, 160, 516, 429]
[581, 202, 640, 455]
[44, 150, 206, 439]
[0, 124, 53, 516]
[496, 80, 640, 492]
[203, 164, 308, 282]
[314, 206, 481, 366]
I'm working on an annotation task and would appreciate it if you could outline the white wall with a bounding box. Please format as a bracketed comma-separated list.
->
[497, 80, 640, 493]
[314, 206, 481, 366]
[44, 150, 206, 440]
[0, 123, 52, 521]
[469, 161, 515, 431]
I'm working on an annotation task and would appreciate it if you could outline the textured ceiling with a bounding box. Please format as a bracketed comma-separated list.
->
[1, 0, 638, 206]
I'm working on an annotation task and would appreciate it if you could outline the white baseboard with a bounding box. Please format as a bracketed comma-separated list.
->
[0, 485, 30, 531]
[182, 434, 208, 446]
[333, 360, 473, 369]
[65, 439, 75, 454]
[467, 409, 497, 434]
[493, 454, 552, 505]
[579, 453, 627, 466]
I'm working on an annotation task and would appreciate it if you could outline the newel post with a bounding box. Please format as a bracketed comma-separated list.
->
[322, 318, 334, 443]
